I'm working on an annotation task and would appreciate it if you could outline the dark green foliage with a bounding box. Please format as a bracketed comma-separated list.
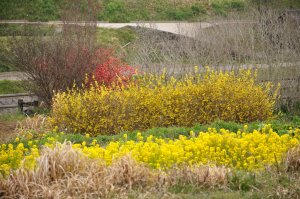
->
[229, 171, 259, 191]
[212, 2, 227, 16]
[0, 63, 11, 72]
[99, 1, 130, 22]
[225, 0, 246, 11]
[191, 3, 207, 15]
[165, 7, 196, 21]
[212, 0, 245, 16]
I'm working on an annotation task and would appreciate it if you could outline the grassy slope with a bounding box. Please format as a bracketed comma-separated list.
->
[0, 26, 137, 72]
[1, 0, 299, 22]
[0, 80, 26, 94]
[96, 27, 137, 52]
[0, 26, 136, 99]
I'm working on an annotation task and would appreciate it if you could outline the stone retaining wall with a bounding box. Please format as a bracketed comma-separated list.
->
[0, 93, 38, 114]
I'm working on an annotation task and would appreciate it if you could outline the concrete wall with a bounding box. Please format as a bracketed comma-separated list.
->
[0, 93, 38, 114]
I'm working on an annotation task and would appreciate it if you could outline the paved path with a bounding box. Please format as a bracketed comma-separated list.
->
[96, 20, 256, 37]
[0, 20, 256, 38]
[96, 22, 213, 38]
[0, 20, 214, 38]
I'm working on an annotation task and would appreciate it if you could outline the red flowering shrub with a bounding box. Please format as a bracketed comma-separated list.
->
[21, 43, 136, 106]
[10, 0, 101, 107]
[91, 48, 137, 87]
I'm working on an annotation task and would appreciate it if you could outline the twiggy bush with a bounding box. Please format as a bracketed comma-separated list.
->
[8, 0, 100, 107]
[51, 69, 277, 135]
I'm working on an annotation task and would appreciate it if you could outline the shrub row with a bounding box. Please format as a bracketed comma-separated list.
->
[51, 69, 277, 135]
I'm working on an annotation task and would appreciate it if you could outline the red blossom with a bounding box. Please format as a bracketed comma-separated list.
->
[91, 48, 137, 87]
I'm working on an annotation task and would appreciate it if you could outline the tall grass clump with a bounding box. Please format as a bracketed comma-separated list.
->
[51, 68, 277, 135]
[0, 143, 230, 198]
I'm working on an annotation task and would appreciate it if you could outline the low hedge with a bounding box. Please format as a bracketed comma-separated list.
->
[51, 69, 277, 135]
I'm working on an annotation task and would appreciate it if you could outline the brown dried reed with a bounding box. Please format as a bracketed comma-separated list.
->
[285, 145, 300, 173]
[15, 114, 50, 136]
[0, 143, 230, 199]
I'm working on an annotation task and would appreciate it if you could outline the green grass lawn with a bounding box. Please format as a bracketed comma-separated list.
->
[0, 112, 25, 121]
[0, 26, 137, 72]
[0, 80, 26, 94]
[97, 27, 136, 46]
[6, 114, 299, 147]
[1, 0, 299, 22]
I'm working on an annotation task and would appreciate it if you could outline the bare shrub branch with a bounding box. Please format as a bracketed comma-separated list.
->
[9, 0, 101, 106]
[131, 8, 300, 109]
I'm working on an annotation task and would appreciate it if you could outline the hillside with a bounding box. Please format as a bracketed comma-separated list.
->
[1, 0, 299, 22]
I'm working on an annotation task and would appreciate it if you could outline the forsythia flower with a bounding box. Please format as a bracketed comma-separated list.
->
[50, 69, 277, 136]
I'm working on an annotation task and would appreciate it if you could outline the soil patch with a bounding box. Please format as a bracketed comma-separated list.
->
[0, 121, 17, 143]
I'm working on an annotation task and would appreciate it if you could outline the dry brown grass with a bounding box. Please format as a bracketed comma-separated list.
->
[0, 121, 18, 143]
[254, 145, 300, 199]
[285, 145, 300, 173]
[0, 143, 231, 199]
[0, 115, 50, 144]
[1, 143, 300, 198]
[15, 114, 51, 136]
[132, 9, 300, 74]
[107, 156, 159, 191]
[166, 165, 229, 189]
[131, 8, 300, 109]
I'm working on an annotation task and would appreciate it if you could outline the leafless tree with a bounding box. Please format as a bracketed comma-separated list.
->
[130, 8, 300, 110]
[9, 0, 101, 107]
[132, 9, 299, 74]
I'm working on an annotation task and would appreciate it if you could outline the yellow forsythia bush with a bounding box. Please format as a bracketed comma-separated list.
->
[51, 68, 277, 135]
